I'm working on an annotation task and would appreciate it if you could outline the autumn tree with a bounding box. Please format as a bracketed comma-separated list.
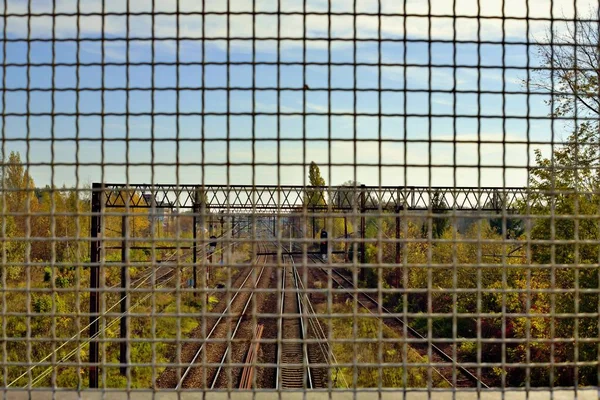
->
[0, 152, 37, 280]
[307, 161, 326, 207]
[420, 191, 449, 239]
[531, 12, 600, 187]
[525, 11, 600, 385]
[305, 162, 327, 236]
[4, 151, 36, 230]
[332, 180, 360, 210]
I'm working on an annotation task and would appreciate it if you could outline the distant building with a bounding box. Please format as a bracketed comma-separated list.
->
[142, 193, 174, 227]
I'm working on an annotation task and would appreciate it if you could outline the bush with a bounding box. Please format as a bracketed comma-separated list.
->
[33, 295, 52, 313]
[458, 341, 477, 362]
[55, 276, 71, 288]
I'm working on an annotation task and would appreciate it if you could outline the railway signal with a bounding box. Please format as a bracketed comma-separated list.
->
[319, 230, 328, 261]
[209, 235, 217, 254]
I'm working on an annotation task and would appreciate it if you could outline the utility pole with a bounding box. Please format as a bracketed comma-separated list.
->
[89, 183, 101, 388]
[360, 185, 366, 281]
[193, 190, 200, 297]
[220, 213, 224, 265]
[344, 216, 348, 262]
[395, 207, 402, 288]
[119, 215, 129, 376]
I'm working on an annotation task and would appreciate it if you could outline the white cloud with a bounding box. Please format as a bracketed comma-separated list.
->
[3, 0, 597, 47]
[220, 132, 532, 186]
[306, 103, 355, 114]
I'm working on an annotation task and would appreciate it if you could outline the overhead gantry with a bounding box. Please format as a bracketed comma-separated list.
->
[88, 182, 540, 388]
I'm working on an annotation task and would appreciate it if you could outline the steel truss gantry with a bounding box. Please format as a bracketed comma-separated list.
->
[97, 183, 534, 211]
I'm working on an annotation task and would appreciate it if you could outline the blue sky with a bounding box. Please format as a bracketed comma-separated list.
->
[0, 0, 595, 189]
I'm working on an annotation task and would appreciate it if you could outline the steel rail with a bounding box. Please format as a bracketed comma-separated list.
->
[238, 324, 264, 389]
[209, 242, 269, 389]
[23, 263, 186, 388]
[290, 256, 349, 389]
[287, 223, 488, 388]
[307, 253, 490, 389]
[307, 254, 454, 388]
[111, 222, 248, 291]
[290, 254, 314, 389]
[25, 228, 250, 389]
[275, 254, 313, 389]
[175, 241, 268, 390]
[275, 250, 285, 390]
[265, 226, 344, 389]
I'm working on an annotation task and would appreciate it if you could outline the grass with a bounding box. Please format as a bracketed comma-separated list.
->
[325, 303, 452, 389]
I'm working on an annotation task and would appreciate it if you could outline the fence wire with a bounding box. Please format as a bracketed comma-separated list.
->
[1, 0, 600, 398]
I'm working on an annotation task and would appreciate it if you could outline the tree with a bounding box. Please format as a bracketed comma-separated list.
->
[306, 161, 326, 207]
[524, 12, 600, 385]
[305, 162, 327, 238]
[0, 214, 26, 280]
[531, 12, 600, 188]
[333, 180, 360, 210]
[4, 151, 37, 228]
[309, 161, 325, 187]
[0, 152, 37, 280]
[421, 191, 449, 239]
[489, 215, 524, 239]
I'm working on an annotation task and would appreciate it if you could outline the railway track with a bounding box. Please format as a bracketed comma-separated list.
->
[130, 222, 248, 290]
[305, 253, 489, 389]
[176, 241, 269, 389]
[209, 241, 278, 389]
[276, 254, 312, 389]
[154, 239, 270, 389]
[289, 256, 328, 388]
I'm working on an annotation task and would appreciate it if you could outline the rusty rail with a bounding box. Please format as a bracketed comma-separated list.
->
[239, 324, 265, 389]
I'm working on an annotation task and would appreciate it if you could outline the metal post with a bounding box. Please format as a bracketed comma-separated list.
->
[207, 217, 213, 284]
[196, 188, 209, 306]
[89, 183, 101, 388]
[395, 210, 401, 288]
[209, 250, 213, 279]
[193, 214, 198, 296]
[312, 213, 316, 254]
[193, 188, 201, 297]
[120, 215, 129, 376]
[220, 215, 224, 265]
[360, 185, 366, 281]
[344, 216, 348, 262]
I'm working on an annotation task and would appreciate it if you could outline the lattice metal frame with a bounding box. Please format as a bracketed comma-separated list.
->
[98, 183, 532, 211]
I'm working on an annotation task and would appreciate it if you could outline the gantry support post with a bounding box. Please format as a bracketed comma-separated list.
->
[395, 207, 402, 288]
[193, 190, 200, 297]
[360, 184, 366, 281]
[198, 188, 209, 304]
[220, 214, 224, 265]
[344, 216, 348, 262]
[120, 215, 129, 376]
[89, 183, 102, 388]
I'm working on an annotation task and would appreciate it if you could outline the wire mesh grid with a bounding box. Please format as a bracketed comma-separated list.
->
[1, 0, 600, 398]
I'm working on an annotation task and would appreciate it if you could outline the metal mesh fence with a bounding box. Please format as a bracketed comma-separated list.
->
[1, 0, 600, 398]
